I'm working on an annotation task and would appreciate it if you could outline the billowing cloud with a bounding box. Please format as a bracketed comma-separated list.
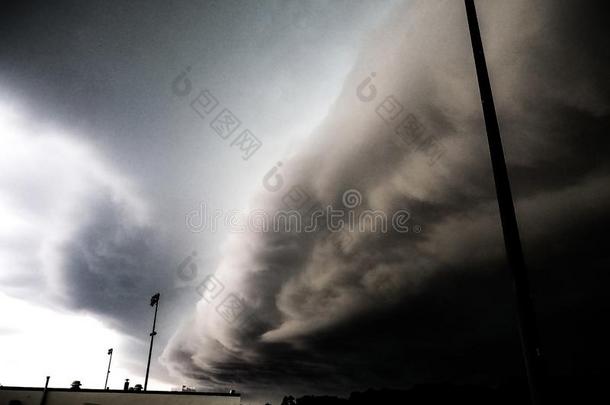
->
[0, 100, 144, 300]
[0, 99, 181, 386]
[1, 0, 608, 402]
[161, 0, 610, 400]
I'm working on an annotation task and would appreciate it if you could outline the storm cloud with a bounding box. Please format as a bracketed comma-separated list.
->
[1, 0, 609, 402]
[161, 0, 610, 400]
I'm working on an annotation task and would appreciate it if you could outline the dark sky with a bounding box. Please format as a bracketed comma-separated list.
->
[1, 1, 609, 404]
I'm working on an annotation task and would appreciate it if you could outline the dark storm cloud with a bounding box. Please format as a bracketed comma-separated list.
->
[58, 192, 169, 333]
[161, 0, 610, 400]
[1, 0, 609, 402]
[1, 0, 402, 391]
[0, 102, 180, 378]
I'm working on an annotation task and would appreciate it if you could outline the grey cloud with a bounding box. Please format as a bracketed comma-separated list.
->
[161, 0, 610, 400]
[2, 0, 608, 402]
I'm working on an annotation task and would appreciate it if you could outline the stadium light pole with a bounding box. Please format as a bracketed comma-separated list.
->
[144, 292, 160, 392]
[104, 348, 113, 390]
[463, 1, 546, 404]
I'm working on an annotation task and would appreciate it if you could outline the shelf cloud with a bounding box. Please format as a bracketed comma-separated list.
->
[161, 0, 610, 398]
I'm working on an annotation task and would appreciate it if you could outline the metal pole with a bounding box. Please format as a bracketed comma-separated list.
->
[144, 294, 160, 391]
[463, 1, 545, 404]
[104, 349, 113, 390]
[40, 376, 50, 405]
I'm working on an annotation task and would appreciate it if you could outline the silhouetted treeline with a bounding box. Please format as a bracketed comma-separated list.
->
[276, 376, 607, 405]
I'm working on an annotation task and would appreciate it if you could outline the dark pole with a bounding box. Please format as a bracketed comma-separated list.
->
[104, 348, 113, 390]
[144, 293, 160, 391]
[463, 1, 545, 404]
[40, 376, 50, 405]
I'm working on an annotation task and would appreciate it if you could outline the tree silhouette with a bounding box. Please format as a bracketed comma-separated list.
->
[281, 395, 296, 405]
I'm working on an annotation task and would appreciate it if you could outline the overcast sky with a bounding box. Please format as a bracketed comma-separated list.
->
[1, 1, 609, 404]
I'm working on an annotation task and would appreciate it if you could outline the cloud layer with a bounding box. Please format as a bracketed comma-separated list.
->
[0, 100, 180, 385]
[161, 0, 610, 400]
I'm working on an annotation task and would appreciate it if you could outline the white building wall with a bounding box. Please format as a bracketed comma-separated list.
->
[0, 389, 240, 405]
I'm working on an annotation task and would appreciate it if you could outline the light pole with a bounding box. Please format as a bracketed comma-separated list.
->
[463, 1, 546, 404]
[104, 348, 113, 390]
[144, 293, 160, 391]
